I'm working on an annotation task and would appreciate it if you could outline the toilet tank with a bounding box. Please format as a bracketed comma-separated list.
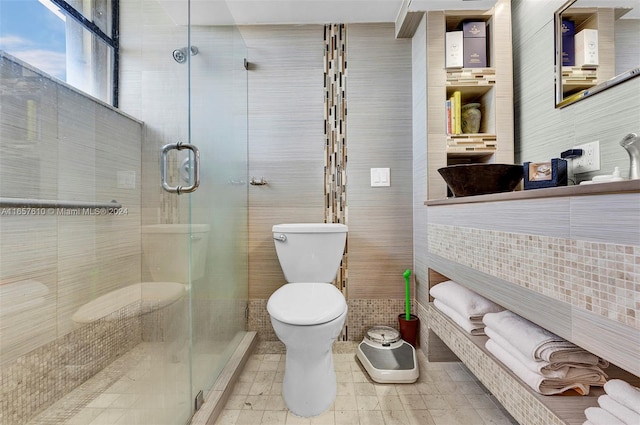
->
[272, 223, 347, 283]
[142, 224, 210, 283]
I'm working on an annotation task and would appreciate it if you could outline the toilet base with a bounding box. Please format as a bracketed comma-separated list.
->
[269, 308, 347, 417]
[282, 345, 336, 417]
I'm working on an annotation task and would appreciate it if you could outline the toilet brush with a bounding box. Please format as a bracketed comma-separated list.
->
[403, 269, 412, 320]
[398, 269, 419, 346]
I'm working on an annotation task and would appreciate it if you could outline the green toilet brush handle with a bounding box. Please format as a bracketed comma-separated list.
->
[403, 269, 412, 320]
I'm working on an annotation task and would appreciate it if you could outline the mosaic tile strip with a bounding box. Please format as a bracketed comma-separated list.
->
[428, 304, 566, 425]
[428, 224, 640, 329]
[324, 23, 348, 302]
[0, 303, 142, 425]
[346, 299, 409, 342]
[248, 299, 276, 342]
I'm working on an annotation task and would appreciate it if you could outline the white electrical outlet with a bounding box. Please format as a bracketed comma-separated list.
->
[572, 140, 600, 173]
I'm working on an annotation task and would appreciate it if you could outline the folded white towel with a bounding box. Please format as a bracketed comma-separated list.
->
[604, 380, 640, 416]
[485, 327, 608, 380]
[434, 299, 486, 335]
[583, 421, 595, 425]
[598, 395, 640, 425]
[430, 280, 504, 321]
[486, 339, 601, 395]
[584, 407, 626, 425]
[483, 310, 603, 365]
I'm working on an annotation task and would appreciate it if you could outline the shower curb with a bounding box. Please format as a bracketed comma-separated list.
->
[190, 331, 258, 425]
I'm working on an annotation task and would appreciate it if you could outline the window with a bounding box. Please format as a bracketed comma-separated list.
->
[0, 0, 119, 106]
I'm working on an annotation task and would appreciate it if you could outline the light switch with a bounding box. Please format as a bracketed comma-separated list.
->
[370, 168, 390, 187]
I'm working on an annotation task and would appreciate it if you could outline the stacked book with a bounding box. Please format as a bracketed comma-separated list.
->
[445, 90, 462, 135]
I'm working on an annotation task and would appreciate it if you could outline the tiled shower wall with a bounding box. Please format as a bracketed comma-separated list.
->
[0, 54, 142, 424]
[245, 24, 413, 343]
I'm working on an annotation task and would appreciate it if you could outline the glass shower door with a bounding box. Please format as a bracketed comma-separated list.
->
[185, 24, 249, 404]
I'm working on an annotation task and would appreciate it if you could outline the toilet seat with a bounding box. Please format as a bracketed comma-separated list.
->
[267, 282, 346, 326]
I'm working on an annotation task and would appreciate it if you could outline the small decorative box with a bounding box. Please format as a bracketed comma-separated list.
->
[523, 159, 568, 190]
[462, 21, 487, 68]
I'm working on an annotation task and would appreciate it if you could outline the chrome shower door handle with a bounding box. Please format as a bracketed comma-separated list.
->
[161, 142, 200, 194]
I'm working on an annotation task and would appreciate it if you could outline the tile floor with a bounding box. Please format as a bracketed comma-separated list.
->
[26, 343, 193, 425]
[214, 344, 518, 425]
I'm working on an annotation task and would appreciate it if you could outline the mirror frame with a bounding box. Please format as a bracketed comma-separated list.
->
[555, 0, 640, 108]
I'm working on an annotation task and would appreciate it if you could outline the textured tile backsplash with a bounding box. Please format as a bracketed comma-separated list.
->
[428, 223, 640, 329]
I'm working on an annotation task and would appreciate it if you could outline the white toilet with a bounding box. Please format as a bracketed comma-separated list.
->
[267, 223, 348, 417]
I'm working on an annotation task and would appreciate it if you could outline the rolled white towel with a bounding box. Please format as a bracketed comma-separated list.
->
[429, 280, 504, 321]
[584, 407, 626, 425]
[433, 299, 486, 335]
[483, 310, 603, 365]
[598, 395, 640, 425]
[604, 380, 640, 416]
[485, 327, 608, 380]
[485, 339, 595, 395]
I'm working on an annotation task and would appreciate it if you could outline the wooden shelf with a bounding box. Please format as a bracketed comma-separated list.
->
[562, 66, 598, 96]
[426, 0, 513, 200]
[446, 68, 496, 86]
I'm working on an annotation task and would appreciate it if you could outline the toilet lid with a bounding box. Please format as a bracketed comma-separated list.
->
[267, 282, 347, 325]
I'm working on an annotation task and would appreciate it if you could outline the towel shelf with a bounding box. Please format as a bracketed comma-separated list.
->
[428, 303, 640, 425]
[0, 197, 122, 209]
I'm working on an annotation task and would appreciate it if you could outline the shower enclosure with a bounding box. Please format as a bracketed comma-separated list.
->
[0, 1, 248, 424]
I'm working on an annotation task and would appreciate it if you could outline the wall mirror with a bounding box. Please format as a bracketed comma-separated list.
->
[555, 0, 640, 108]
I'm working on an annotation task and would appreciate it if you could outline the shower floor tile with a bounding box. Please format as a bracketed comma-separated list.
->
[214, 344, 519, 425]
[25, 342, 192, 425]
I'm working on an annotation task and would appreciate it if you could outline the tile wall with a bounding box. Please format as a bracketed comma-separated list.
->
[429, 223, 640, 329]
[0, 54, 143, 424]
[243, 24, 414, 344]
[511, 0, 640, 180]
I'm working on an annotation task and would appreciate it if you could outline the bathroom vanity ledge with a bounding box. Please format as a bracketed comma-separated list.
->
[425, 179, 640, 206]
